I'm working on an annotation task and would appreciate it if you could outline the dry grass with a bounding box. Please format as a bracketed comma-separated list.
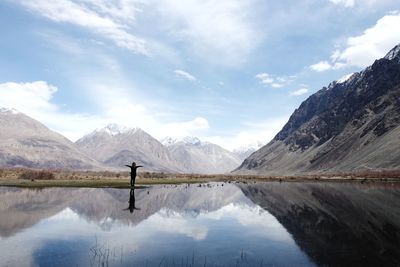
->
[19, 170, 55, 180]
[0, 167, 399, 188]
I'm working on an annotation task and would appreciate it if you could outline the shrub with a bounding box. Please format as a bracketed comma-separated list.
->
[19, 170, 55, 180]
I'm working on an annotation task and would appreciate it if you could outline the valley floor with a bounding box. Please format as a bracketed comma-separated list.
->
[0, 168, 399, 188]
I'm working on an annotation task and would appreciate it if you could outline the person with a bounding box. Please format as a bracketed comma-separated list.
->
[125, 161, 143, 187]
[123, 189, 140, 214]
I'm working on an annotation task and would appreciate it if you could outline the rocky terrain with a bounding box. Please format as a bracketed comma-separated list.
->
[75, 124, 182, 172]
[162, 136, 242, 174]
[0, 108, 101, 170]
[0, 113, 244, 173]
[75, 128, 242, 173]
[236, 44, 400, 175]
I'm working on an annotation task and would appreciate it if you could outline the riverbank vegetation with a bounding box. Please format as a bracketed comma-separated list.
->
[0, 168, 399, 188]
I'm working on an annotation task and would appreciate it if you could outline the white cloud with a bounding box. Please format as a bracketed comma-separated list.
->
[255, 73, 274, 84]
[15, 0, 149, 55]
[202, 204, 292, 241]
[255, 73, 294, 88]
[14, 0, 263, 66]
[154, 0, 262, 66]
[329, 0, 355, 7]
[310, 12, 400, 71]
[0, 81, 106, 141]
[309, 61, 332, 72]
[174, 69, 197, 81]
[148, 211, 208, 240]
[79, 80, 211, 139]
[328, 0, 387, 7]
[0, 80, 211, 141]
[335, 12, 400, 67]
[290, 88, 309, 96]
[159, 117, 210, 138]
[203, 116, 288, 151]
[0, 81, 58, 113]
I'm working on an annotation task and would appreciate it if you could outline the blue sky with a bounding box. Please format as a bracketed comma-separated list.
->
[0, 0, 399, 150]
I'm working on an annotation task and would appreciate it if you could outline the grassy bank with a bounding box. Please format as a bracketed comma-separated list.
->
[0, 168, 399, 188]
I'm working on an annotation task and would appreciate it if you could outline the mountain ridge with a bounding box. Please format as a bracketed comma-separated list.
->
[0, 109, 101, 169]
[236, 43, 400, 175]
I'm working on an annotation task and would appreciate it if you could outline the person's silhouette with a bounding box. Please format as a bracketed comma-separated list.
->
[123, 189, 140, 213]
[125, 161, 143, 187]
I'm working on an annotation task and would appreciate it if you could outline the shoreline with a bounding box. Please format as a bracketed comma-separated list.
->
[1, 167, 399, 188]
[1, 176, 399, 188]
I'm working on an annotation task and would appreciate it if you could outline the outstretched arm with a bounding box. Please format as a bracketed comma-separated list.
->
[125, 165, 132, 168]
[135, 165, 143, 169]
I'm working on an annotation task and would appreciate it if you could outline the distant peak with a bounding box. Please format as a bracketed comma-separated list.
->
[182, 136, 201, 145]
[0, 107, 20, 115]
[384, 43, 400, 61]
[161, 136, 202, 146]
[233, 141, 264, 153]
[95, 123, 140, 136]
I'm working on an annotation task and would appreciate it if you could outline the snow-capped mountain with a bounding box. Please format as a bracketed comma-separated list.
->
[233, 141, 265, 161]
[161, 136, 201, 146]
[96, 123, 130, 136]
[0, 108, 101, 169]
[162, 136, 242, 174]
[76, 124, 182, 172]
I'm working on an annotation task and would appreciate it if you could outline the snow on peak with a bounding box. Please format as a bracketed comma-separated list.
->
[161, 136, 202, 146]
[0, 107, 20, 115]
[182, 136, 201, 145]
[384, 43, 400, 60]
[160, 136, 178, 146]
[337, 73, 355, 84]
[95, 123, 134, 136]
[233, 141, 264, 153]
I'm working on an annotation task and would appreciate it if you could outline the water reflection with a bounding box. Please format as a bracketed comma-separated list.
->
[238, 182, 400, 267]
[0, 182, 399, 266]
[123, 189, 140, 213]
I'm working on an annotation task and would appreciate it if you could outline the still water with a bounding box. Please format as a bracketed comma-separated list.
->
[0, 182, 399, 267]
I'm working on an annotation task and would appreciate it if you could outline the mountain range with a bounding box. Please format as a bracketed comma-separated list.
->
[75, 124, 182, 172]
[0, 111, 244, 173]
[161, 136, 241, 174]
[236, 43, 400, 175]
[1, 44, 400, 175]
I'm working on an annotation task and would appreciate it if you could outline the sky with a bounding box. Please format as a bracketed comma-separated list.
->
[0, 0, 399, 151]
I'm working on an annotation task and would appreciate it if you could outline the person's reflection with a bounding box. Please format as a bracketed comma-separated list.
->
[124, 189, 140, 214]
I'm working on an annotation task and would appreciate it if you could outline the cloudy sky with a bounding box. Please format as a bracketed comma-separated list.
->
[0, 0, 399, 150]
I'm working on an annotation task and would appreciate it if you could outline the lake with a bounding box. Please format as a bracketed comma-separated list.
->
[0, 182, 399, 267]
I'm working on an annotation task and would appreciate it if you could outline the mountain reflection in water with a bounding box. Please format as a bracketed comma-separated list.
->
[239, 182, 400, 267]
[0, 182, 399, 267]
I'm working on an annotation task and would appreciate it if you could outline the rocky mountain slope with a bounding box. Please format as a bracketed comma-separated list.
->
[236, 44, 400, 175]
[75, 124, 182, 172]
[162, 136, 242, 174]
[0, 108, 100, 169]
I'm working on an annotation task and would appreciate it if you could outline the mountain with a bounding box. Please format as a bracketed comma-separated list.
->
[76, 124, 182, 172]
[0, 108, 100, 169]
[232, 141, 264, 161]
[236, 44, 400, 175]
[162, 136, 241, 174]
